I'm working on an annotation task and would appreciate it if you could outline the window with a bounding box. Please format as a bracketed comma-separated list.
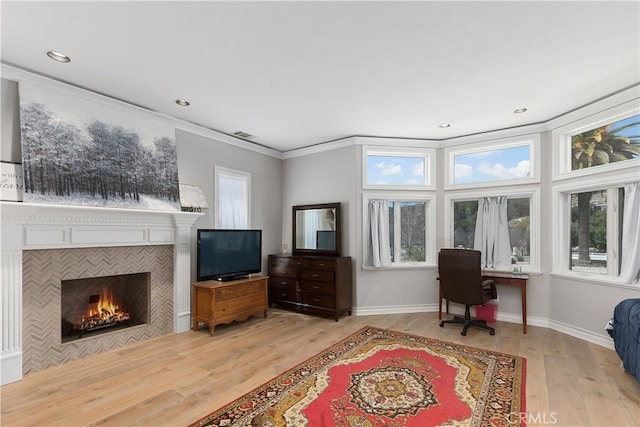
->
[569, 190, 610, 275]
[553, 103, 640, 180]
[444, 135, 539, 189]
[452, 197, 532, 268]
[363, 147, 435, 190]
[363, 193, 435, 267]
[552, 170, 639, 283]
[571, 114, 640, 171]
[214, 166, 250, 229]
[453, 145, 530, 185]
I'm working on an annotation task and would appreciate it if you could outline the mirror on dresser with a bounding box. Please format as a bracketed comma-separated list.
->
[292, 202, 341, 257]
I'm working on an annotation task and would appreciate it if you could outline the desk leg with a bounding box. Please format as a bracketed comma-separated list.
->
[521, 283, 527, 334]
[439, 286, 442, 320]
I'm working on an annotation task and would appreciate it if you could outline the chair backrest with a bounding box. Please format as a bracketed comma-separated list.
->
[438, 248, 486, 306]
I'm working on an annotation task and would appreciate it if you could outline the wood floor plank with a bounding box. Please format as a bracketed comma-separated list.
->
[2, 309, 639, 427]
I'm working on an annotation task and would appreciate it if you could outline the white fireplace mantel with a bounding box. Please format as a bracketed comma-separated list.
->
[0, 201, 203, 385]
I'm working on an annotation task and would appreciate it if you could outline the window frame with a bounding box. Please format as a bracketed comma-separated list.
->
[443, 134, 540, 190]
[362, 146, 436, 191]
[362, 191, 437, 269]
[214, 165, 251, 229]
[444, 186, 541, 273]
[552, 101, 640, 181]
[552, 170, 638, 286]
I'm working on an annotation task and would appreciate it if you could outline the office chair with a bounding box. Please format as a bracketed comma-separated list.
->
[438, 248, 497, 336]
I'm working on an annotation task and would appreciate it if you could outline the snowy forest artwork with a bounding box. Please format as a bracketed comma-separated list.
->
[19, 82, 180, 211]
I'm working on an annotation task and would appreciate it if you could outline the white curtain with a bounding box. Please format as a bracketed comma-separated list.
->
[304, 210, 322, 249]
[368, 199, 391, 267]
[217, 173, 248, 229]
[474, 196, 512, 269]
[619, 182, 640, 283]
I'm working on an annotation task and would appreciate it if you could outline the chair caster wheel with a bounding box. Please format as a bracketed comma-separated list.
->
[439, 321, 444, 327]
[490, 330, 495, 335]
[461, 331, 467, 336]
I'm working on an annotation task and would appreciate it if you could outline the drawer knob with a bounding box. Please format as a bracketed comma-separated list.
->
[313, 286, 320, 289]
[280, 281, 287, 285]
[312, 274, 320, 278]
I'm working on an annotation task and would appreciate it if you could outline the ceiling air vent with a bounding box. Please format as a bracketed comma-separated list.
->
[233, 131, 254, 139]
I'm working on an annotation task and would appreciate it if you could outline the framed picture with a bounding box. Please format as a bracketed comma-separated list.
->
[0, 161, 24, 202]
[18, 81, 180, 211]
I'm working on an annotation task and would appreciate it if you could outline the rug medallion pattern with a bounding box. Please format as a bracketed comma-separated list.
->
[190, 326, 526, 427]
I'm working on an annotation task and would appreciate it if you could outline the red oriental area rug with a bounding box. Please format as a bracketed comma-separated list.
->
[189, 326, 526, 427]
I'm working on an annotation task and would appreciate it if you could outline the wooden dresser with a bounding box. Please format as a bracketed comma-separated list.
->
[192, 275, 268, 336]
[268, 255, 352, 321]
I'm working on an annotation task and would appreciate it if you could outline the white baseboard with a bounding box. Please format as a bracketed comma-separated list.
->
[0, 351, 22, 385]
[351, 305, 615, 350]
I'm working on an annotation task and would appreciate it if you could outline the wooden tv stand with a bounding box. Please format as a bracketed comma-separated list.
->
[192, 275, 268, 336]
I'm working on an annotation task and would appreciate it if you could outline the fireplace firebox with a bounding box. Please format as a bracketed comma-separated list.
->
[61, 273, 150, 343]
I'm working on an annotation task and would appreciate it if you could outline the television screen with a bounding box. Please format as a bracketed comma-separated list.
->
[197, 229, 262, 282]
[316, 230, 336, 250]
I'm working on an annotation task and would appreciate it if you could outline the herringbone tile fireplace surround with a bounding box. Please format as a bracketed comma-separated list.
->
[0, 202, 202, 385]
[23, 245, 173, 374]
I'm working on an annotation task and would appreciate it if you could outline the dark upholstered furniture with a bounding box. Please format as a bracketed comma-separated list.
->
[438, 249, 497, 336]
[610, 298, 640, 382]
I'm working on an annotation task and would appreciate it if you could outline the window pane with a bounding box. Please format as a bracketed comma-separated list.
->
[453, 198, 531, 267]
[507, 198, 530, 267]
[570, 191, 607, 275]
[367, 155, 426, 186]
[571, 114, 640, 171]
[399, 202, 425, 262]
[218, 172, 248, 229]
[453, 145, 530, 184]
[453, 200, 478, 249]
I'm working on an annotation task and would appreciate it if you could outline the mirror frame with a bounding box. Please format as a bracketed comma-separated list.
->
[292, 202, 341, 257]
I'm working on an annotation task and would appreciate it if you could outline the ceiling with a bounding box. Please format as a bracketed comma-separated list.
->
[2, 1, 639, 153]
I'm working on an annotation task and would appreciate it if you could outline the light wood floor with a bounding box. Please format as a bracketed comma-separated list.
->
[1, 309, 638, 427]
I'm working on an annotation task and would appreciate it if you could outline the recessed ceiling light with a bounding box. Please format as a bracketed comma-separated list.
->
[439, 123, 451, 128]
[175, 99, 190, 106]
[46, 51, 70, 63]
[513, 108, 527, 114]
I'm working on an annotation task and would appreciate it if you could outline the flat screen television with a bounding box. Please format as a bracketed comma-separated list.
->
[197, 229, 262, 282]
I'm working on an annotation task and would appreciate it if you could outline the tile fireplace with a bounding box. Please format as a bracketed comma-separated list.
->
[0, 202, 202, 385]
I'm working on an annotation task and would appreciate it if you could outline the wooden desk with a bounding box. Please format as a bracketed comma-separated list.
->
[438, 271, 528, 334]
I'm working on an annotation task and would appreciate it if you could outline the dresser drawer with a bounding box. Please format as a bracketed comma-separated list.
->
[299, 280, 334, 295]
[214, 280, 264, 301]
[270, 288, 298, 302]
[301, 292, 335, 309]
[269, 266, 299, 278]
[309, 259, 336, 271]
[301, 269, 334, 283]
[270, 256, 310, 269]
[269, 277, 297, 291]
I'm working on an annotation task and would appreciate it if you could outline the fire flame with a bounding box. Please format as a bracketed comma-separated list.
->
[79, 288, 130, 331]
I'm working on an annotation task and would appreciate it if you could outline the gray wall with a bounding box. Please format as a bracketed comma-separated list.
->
[175, 128, 283, 279]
